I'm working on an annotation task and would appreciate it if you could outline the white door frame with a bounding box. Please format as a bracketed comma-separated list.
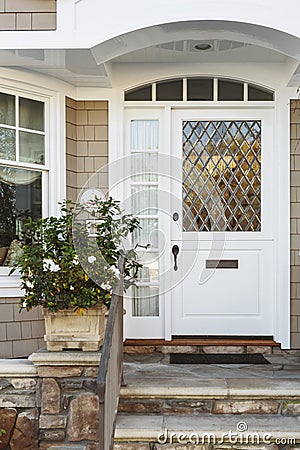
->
[110, 94, 290, 347]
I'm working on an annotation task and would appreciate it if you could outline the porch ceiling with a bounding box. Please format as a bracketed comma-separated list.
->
[111, 39, 288, 64]
[0, 48, 111, 87]
[0, 20, 299, 87]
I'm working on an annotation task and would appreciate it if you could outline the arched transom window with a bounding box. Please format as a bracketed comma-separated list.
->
[124, 77, 274, 102]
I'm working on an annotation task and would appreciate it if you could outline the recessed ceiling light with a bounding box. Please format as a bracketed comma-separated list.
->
[194, 43, 213, 51]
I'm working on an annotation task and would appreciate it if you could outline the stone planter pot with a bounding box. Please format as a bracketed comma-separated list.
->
[43, 303, 107, 351]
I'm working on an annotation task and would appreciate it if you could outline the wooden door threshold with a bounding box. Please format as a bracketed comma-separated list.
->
[124, 338, 280, 347]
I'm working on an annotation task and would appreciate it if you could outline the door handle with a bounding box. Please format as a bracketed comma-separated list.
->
[172, 245, 180, 271]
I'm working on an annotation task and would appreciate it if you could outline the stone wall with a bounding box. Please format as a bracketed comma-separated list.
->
[66, 97, 109, 204]
[0, 359, 38, 449]
[30, 352, 101, 450]
[0, 353, 101, 449]
[0, 299, 44, 358]
[0, 0, 56, 30]
[290, 99, 300, 348]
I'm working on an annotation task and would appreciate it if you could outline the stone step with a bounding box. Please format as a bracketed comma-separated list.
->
[119, 376, 300, 415]
[121, 376, 300, 399]
[124, 340, 279, 356]
[114, 413, 300, 445]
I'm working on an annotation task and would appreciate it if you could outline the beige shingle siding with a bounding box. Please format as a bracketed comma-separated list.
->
[0, 0, 56, 30]
[0, 298, 45, 358]
[290, 99, 300, 348]
[65, 97, 109, 203]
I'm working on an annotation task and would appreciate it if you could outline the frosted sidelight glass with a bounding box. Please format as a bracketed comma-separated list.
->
[132, 286, 159, 316]
[131, 152, 158, 181]
[131, 185, 158, 215]
[131, 120, 158, 150]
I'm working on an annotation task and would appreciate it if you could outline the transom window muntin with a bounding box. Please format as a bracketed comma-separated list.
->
[124, 77, 274, 102]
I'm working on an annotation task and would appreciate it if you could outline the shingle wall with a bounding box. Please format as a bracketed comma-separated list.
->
[0, 0, 56, 30]
[66, 97, 109, 203]
[290, 99, 300, 348]
[0, 298, 44, 357]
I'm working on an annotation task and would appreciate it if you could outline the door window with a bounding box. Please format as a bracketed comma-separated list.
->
[182, 120, 261, 232]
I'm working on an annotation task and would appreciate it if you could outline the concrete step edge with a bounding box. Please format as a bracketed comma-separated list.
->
[115, 413, 300, 443]
[120, 384, 300, 399]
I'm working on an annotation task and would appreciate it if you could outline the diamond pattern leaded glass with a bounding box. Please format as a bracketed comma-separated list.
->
[182, 120, 261, 232]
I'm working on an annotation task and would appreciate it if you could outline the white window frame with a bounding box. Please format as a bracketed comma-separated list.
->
[0, 82, 65, 297]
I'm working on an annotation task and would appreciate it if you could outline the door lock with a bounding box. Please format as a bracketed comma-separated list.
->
[173, 212, 179, 222]
[172, 245, 180, 271]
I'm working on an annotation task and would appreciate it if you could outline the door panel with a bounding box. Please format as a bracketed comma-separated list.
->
[171, 109, 274, 336]
[171, 240, 274, 335]
[182, 251, 260, 316]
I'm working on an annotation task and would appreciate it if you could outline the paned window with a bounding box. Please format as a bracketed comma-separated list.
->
[0, 92, 46, 266]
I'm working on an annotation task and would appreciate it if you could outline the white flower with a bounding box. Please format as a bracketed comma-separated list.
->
[25, 280, 34, 289]
[72, 256, 79, 265]
[88, 256, 96, 264]
[22, 301, 27, 308]
[70, 285, 75, 290]
[101, 282, 112, 291]
[43, 259, 61, 272]
[110, 266, 120, 277]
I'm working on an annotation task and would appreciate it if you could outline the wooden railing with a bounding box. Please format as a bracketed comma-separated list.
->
[97, 258, 125, 450]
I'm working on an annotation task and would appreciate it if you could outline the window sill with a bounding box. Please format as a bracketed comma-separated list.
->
[0, 268, 23, 298]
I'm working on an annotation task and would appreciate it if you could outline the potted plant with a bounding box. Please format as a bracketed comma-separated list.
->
[10, 197, 142, 351]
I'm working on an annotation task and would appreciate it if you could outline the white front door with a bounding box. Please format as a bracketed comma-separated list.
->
[171, 109, 275, 336]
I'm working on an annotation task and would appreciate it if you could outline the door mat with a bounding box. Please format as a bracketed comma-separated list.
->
[169, 353, 270, 364]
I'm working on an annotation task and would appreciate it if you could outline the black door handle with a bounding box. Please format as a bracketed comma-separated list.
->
[172, 245, 180, 271]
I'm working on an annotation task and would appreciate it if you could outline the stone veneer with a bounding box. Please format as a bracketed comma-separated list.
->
[32, 352, 101, 449]
[0, 0, 56, 30]
[0, 359, 38, 449]
[290, 99, 300, 348]
[66, 97, 109, 203]
[0, 353, 102, 449]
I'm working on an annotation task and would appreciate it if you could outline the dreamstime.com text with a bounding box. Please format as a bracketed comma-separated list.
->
[157, 425, 296, 446]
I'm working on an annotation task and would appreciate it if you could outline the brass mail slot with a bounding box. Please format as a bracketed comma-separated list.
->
[206, 259, 239, 269]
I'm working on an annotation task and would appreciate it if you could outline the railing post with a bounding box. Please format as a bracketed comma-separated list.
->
[97, 256, 125, 450]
